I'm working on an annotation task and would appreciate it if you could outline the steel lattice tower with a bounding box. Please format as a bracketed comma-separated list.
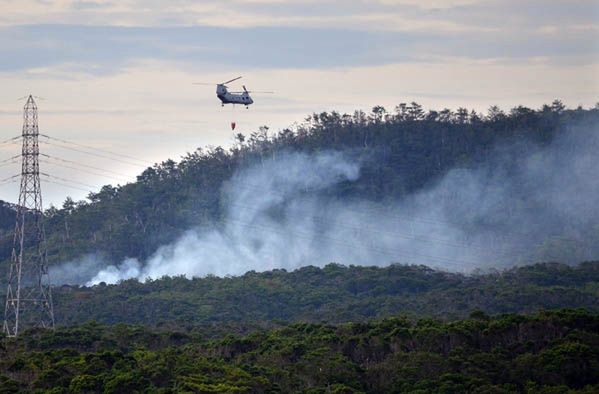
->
[3, 95, 54, 337]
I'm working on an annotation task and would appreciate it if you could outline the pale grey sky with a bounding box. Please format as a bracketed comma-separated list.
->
[0, 0, 597, 206]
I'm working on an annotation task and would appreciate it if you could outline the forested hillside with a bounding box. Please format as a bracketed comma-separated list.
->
[1, 309, 597, 393]
[52, 262, 599, 327]
[1, 100, 597, 272]
[0, 104, 598, 393]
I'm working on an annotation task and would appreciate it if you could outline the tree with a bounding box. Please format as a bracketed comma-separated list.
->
[487, 105, 505, 121]
[370, 106, 386, 123]
[551, 99, 566, 114]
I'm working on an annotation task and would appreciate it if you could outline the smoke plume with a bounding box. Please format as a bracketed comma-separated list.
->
[50, 122, 599, 286]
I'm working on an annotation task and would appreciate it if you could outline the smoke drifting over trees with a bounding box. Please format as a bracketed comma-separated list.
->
[47, 113, 599, 285]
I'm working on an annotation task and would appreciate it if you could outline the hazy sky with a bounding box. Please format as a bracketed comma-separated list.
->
[0, 0, 597, 206]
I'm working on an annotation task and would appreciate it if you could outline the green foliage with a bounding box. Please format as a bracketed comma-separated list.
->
[50, 262, 599, 327]
[0, 309, 597, 393]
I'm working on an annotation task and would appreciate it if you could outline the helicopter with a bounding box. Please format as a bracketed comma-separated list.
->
[194, 76, 272, 109]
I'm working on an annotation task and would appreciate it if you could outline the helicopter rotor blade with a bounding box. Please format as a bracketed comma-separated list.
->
[246, 91, 274, 94]
[222, 76, 242, 85]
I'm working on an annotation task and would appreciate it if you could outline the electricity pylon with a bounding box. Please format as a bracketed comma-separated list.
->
[3, 95, 54, 337]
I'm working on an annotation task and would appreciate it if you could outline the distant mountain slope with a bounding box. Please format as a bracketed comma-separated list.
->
[2, 101, 596, 270]
[53, 262, 599, 326]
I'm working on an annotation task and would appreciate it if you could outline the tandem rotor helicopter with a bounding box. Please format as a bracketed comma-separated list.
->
[193, 76, 273, 130]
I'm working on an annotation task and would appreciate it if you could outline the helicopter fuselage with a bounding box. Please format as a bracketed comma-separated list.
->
[216, 84, 253, 107]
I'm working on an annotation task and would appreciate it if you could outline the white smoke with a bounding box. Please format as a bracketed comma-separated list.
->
[50, 254, 112, 285]
[51, 122, 599, 286]
[85, 258, 142, 285]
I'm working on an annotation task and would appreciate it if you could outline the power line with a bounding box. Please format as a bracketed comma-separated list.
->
[0, 160, 19, 169]
[0, 174, 19, 183]
[40, 140, 150, 169]
[41, 173, 97, 190]
[40, 134, 153, 166]
[40, 159, 130, 184]
[0, 178, 18, 187]
[41, 154, 133, 179]
[0, 136, 20, 145]
[41, 179, 93, 194]
[0, 155, 20, 164]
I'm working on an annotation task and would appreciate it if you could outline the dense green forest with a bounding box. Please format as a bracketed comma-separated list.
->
[1, 100, 597, 270]
[51, 262, 599, 327]
[1, 309, 598, 393]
